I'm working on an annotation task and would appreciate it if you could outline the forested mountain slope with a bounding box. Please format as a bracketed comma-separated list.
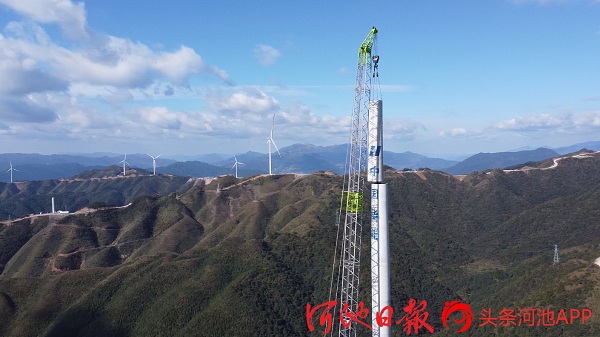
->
[0, 153, 599, 336]
[0, 166, 195, 220]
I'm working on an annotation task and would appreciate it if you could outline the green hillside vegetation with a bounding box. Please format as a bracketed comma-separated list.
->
[158, 161, 234, 178]
[0, 167, 195, 221]
[0, 155, 600, 336]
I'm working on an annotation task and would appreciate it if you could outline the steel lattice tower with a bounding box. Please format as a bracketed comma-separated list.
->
[331, 27, 377, 337]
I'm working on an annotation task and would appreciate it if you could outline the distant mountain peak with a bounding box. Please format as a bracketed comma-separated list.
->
[74, 165, 150, 179]
[445, 148, 559, 175]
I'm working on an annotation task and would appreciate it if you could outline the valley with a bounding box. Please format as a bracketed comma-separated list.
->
[0, 153, 599, 336]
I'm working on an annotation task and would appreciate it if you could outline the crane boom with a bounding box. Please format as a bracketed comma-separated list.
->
[359, 27, 378, 65]
[330, 26, 380, 337]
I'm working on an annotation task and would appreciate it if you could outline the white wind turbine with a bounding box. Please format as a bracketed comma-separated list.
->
[119, 154, 130, 176]
[267, 114, 281, 175]
[147, 154, 161, 176]
[231, 155, 244, 178]
[6, 162, 18, 183]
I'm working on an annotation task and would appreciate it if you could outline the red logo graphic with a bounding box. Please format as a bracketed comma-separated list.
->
[442, 300, 474, 333]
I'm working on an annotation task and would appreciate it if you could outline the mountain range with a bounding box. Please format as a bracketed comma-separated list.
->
[443, 148, 560, 174]
[0, 150, 600, 336]
[2, 140, 600, 182]
[0, 166, 195, 220]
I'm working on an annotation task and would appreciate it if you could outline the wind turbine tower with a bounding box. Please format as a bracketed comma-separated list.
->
[267, 114, 281, 175]
[6, 162, 18, 183]
[231, 155, 244, 178]
[119, 154, 130, 176]
[147, 154, 161, 175]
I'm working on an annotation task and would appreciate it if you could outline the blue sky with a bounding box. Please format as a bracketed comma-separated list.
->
[0, 0, 599, 158]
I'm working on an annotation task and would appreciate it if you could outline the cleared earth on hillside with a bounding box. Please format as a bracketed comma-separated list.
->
[1, 154, 600, 336]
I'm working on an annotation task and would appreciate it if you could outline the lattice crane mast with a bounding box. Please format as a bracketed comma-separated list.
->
[330, 26, 387, 337]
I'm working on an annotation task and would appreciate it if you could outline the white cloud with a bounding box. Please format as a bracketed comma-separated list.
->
[36, 36, 206, 87]
[0, 4, 229, 91]
[208, 88, 280, 113]
[280, 102, 351, 136]
[439, 128, 468, 137]
[101, 88, 134, 104]
[0, 58, 68, 95]
[574, 111, 600, 127]
[437, 127, 494, 141]
[379, 84, 414, 93]
[207, 67, 232, 84]
[254, 44, 281, 65]
[0, 0, 233, 136]
[136, 106, 182, 130]
[60, 104, 118, 131]
[384, 119, 426, 141]
[0, 0, 88, 40]
[492, 111, 600, 135]
[0, 1, 419, 154]
[153, 46, 204, 85]
[493, 113, 573, 132]
[0, 95, 58, 122]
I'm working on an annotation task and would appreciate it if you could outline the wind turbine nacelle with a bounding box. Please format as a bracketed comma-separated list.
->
[367, 100, 383, 183]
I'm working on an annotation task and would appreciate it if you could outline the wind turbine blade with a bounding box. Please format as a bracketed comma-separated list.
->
[147, 154, 153, 159]
[271, 138, 281, 156]
[156, 154, 161, 159]
[271, 115, 275, 138]
[232, 155, 240, 170]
